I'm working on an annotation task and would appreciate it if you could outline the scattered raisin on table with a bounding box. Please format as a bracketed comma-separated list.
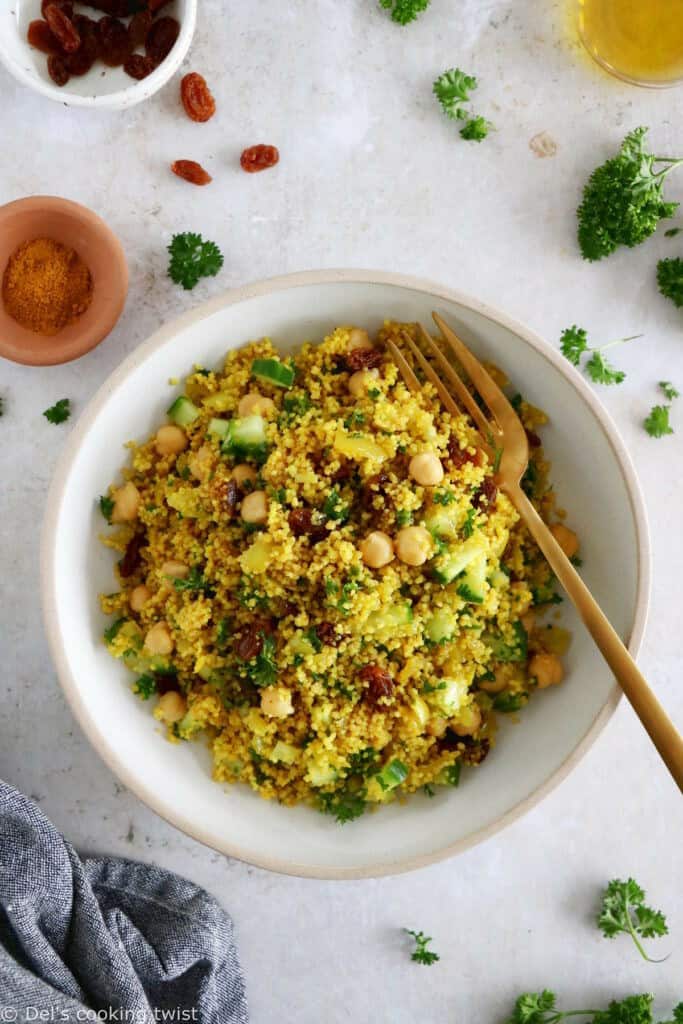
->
[344, 347, 383, 372]
[145, 16, 180, 62]
[118, 532, 146, 578]
[44, 4, 81, 52]
[98, 15, 131, 66]
[127, 8, 152, 48]
[240, 145, 280, 173]
[47, 54, 70, 86]
[123, 53, 156, 80]
[171, 160, 213, 186]
[181, 72, 216, 123]
[27, 20, 61, 55]
[359, 664, 395, 706]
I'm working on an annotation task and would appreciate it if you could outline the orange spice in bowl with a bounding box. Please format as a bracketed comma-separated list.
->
[2, 237, 93, 336]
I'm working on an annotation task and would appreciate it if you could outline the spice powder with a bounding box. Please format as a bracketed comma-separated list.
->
[2, 237, 93, 336]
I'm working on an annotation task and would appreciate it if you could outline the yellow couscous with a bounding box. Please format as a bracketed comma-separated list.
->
[99, 322, 574, 822]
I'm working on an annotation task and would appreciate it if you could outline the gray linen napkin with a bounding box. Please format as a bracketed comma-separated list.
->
[0, 781, 248, 1024]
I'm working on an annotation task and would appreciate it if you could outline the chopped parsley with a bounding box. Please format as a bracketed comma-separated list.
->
[644, 405, 674, 438]
[216, 618, 231, 649]
[103, 618, 126, 644]
[172, 566, 214, 596]
[432, 488, 456, 505]
[577, 126, 683, 261]
[405, 929, 440, 966]
[99, 495, 114, 523]
[43, 398, 71, 424]
[379, 0, 430, 24]
[246, 634, 278, 688]
[460, 115, 492, 142]
[599, 878, 669, 962]
[322, 488, 350, 522]
[318, 787, 366, 824]
[347, 747, 379, 776]
[133, 674, 157, 700]
[443, 762, 461, 787]
[659, 380, 680, 401]
[396, 509, 413, 527]
[433, 67, 493, 140]
[461, 507, 477, 538]
[167, 232, 224, 291]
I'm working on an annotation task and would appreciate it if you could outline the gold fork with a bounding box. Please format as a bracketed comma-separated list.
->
[385, 312, 683, 793]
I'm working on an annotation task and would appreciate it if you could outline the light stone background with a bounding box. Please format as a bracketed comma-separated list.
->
[1, 1, 682, 1021]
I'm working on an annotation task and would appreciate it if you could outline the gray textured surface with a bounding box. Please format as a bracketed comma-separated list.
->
[1, 1, 682, 1021]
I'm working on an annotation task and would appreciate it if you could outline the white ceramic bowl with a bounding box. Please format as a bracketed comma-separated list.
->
[41, 270, 650, 879]
[0, 0, 196, 109]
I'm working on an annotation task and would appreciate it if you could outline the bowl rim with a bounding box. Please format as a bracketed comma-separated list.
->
[0, 195, 129, 366]
[40, 268, 651, 879]
[0, 0, 196, 110]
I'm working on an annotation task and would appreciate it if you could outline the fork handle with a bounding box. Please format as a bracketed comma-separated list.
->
[508, 485, 683, 793]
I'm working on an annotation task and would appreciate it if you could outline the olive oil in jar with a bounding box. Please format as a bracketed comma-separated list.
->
[578, 0, 683, 86]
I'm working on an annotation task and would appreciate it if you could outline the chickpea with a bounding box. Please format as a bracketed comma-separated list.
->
[529, 652, 564, 689]
[360, 530, 394, 569]
[155, 424, 188, 457]
[395, 525, 433, 567]
[348, 327, 372, 351]
[260, 685, 294, 719]
[520, 610, 536, 636]
[156, 691, 187, 725]
[232, 464, 259, 489]
[111, 481, 140, 523]
[409, 452, 444, 487]
[188, 444, 213, 481]
[477, 667, 509, 694]
[348, 367, 379, 398]
[550, 523, 579, 559]
[241, 490, 268, 524]
[238, 393, 275, 419]
[129, 585, 151, 613]
[144, 622, 174, 656]
[161, 560, 189, 580]
[426, 716, 448, 738]
[452, 703, 482, 736]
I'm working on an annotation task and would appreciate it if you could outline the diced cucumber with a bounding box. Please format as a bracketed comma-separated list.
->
[375, 758, 408, 792]
[365, 602, 413, 635]
[251, 357, 295, 389]
[175, 707, 204, 741]
[269, 740, 299, 765]
[456, 552, 487, 604]
[241, 535, 272, 575]
[208, 417, 230, 440]
[483, 620, 528, 663]
[424, 674, 471, 716]
[488, 567, 510, 590]
[221, 415, 268, 462]
[424, 607, 458, 644]
[167, 395, 200, 427]
[424, 505, 459, 540]
[431, 532, 488, 585]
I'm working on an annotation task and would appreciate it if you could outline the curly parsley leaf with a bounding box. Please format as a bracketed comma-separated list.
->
[433, 67, 478, 120]
[659, 381, 680, 401]
[133, 674, 157, 700]
[460, 115, 492, 142]
[560, 325, 589, 366]
[43, 398, 71, 425]
[378, 0, 430, 23]
[168, 232, 224, 291]
[347, 747, 379, 776]
[247, 634, 278, 687]
[103, 617, 126, 644]
[644, 405, 674, 438]
[172, 566, 215, 596]
[505, 991, 665, 1024]
[405, 929, 440, 966]
[577, 127, 683, 261]
[461, 507, 477, 538]
[585, 351, 626, 385]
[99, 495, 114, 523]
[657, 257, 683, 308]
[598, 878, 669, 961]
[318, 787, 366, 823]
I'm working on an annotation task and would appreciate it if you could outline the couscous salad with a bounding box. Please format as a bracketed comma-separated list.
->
[99, 322, 575, 822]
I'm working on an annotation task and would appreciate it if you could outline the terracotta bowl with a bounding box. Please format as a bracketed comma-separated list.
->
[0, 196, 128, 366]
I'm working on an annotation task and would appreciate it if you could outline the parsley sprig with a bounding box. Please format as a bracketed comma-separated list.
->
[168, 232, 224, 291]
[43, 398, 71, 424]
[657, 257, 683, 308]
[433, 68, 493, 142]
[559, 325, 642, 385]
[405, 929, 440, 966]
[644, 382, 678, 438]
[598, 878, 669, 961]
[505, 991, 682, 1024]
[378, 0, 430, 24]
[577, 127, 683, 261]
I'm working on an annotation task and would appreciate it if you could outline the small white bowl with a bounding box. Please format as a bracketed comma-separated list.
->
[42, 270, 650, 879]
[0, 0, 196, 110]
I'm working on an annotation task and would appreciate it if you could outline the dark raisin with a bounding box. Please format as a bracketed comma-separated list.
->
[123, 53, 156, 79]
[155, 675, 179, 697]
[345, 347, 383, 372]
[41, 0, 73, 18]
[473, 476, 498, 510]
[47, 54, 70, 85]
[288, 507, 327, 543]
[212, 478, 239, 515]
[461, 738, 490, 766]
[361, 471, 390, 510]
[128, 8, 152, 48]
[447, 437, 482, 469]
[240, 144, 280, 173]
[316, 622, 341, 647]
[98, 16, 131, 66]
[27, 20, 61, 55]
[44, 4, 80, 53]
[145, 15, 180, 62]
[72, 14, 100, 60]
[235, 629, 264, 662]
[330, 461, 353, 483]
[118, 533, 145, 578]
[359, 664, 394, 707]
[525, 429, 542, 448]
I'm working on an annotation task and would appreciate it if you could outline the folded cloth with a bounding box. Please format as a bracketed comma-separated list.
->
[0, 782, 248, 1024]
